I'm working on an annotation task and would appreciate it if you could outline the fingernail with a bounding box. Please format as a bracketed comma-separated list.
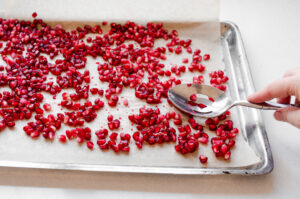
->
[274, 111, 283, 121]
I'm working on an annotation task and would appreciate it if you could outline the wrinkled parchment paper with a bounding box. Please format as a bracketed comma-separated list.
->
[0, 0, 261, 169]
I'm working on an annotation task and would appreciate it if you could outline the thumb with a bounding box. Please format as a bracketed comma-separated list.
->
[274, 107, 300, 129]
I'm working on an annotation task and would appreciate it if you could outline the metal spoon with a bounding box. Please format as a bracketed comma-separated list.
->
[168, 84, 300, 118]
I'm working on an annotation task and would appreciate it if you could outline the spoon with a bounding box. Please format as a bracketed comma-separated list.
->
[168, 84, 300, 118]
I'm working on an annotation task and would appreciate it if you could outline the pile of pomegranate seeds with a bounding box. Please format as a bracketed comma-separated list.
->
[129, 108, 177, 148]
[209, 70, 229, 91]
[0, 13, 240, 165]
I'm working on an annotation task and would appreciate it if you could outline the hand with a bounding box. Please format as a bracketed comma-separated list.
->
[248, 68, 300, 128]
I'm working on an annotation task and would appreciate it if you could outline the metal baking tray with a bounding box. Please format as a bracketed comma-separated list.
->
[0, 21, 273, 175]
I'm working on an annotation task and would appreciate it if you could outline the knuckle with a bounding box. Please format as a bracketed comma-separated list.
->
[288, 76, 300, 97]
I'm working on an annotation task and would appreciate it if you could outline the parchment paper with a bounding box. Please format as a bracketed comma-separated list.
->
[0, 0, 261, 169]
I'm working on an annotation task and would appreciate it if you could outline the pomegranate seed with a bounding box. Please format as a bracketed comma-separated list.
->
[97, 139, 106, 146]
[87, 141, 94, 150]
[7, 122, 15, 127]
[231, 128, 239, 134]
[203, 54, 210, 61]
[98, 89, 104, 96]
[90, 88, 98, 94]
[31, 131, 40, 138]
[198, 137, 208, 144]
[122, 146, 130, 152]
[0, 121, 6, 130]
[111, 95, 119, 102]
[220, 144, 229, 154]
[77, 136, 84, 144]
[199, 155, 208, 164]
[189, 94, 197, 101]
[174, 119, 182, 125]
[109, 132, 118, 140]
[186, 47, 192, 53]
[175, 46, 182, 54]
[212, 145, 219, 153]
[32, 12, 37, 18]
[209, 124, 217, 131]
[182, 58, 189, 63]
[135, 142, 143, 149]
[107, 115, 114, 122]
[228, 140, 235, 148]
[224, 151, 231, 160]
[35, 108, 44, 115]
[59, 135, 67, 143]
[43, 103, 52, 111]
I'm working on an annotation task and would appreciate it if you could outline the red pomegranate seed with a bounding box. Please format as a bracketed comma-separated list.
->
[109, 132, 118, 140]
[186, 47, 192, 53]
[220, 144, 229, 154]
[182, 58, 189, 63]
[198, 137, 208, 144]
[87, 141, 94, 150]
[107, 115, 113, 122]
[203, 54, 210, 61]
[32, 12, 37, 18]
[208, 124, 217, 131]
[173, 119, 182, 125]
[135, 142, 143, 149]
[97, 139, 106, 146]
[227, 131, 236, 139]
[231, 128, 239, 134]
[98, 89, 104, 96]
[113, 119, 120, 128]
[59, 135, 67, 143]
[108, 100, 117, 107]
[199, 155, 208, 164]
[99, 143, 109, 150]
[175, 46, 182, 54]
[90, 88, 98, 94]
[35, 108, 44, 115]
[43, 103, 52, 112]
[0, 121, 6, 130]
[111, 95, 119, 102]
[212, 144, 220, 153]
[31, 131, 40, 138]
[122, 146, 130, 152]
[228, 140, 235, 148]
[7, 122, 15, 128]
[77, 137, 84, 144]
[224, 151, 231, 160]
[189, 94, 197, 101]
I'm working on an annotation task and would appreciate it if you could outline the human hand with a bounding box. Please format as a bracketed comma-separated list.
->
[248, 68, 300, 128]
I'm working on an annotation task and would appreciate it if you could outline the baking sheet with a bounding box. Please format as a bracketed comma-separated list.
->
[0, 0, 261, 170]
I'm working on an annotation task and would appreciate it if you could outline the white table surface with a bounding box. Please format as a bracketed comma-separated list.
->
[1, 0, 300, 198]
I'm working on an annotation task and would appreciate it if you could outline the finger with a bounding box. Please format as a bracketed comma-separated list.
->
[277, 69, 300, 103]
[274, 107, 300, 129]
[283, 68, 300, 78]
[277, 96, 291, 104]
[248, 76, 300, 103]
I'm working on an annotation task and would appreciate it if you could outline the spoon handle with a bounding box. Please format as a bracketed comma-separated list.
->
[234, 100, 300, 110]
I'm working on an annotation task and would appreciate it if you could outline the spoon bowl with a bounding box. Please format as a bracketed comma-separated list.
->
[168, 84, 300, 118]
